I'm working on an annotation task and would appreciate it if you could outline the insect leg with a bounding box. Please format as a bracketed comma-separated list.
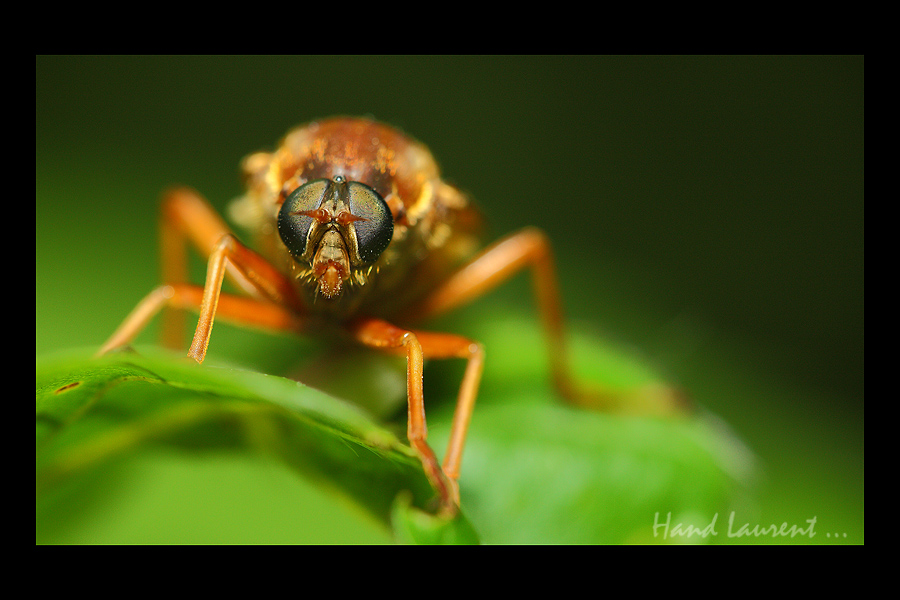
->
[186, 231, 310, 363]
[410, 330, 485, 492]
[101, 187, 304, 359]
[97, 284, 303, 356]
[159, 187, 305, 350]
[347, 317, 473, 513]
[403, 227, 580, 395]
[404, 227, 686, 415]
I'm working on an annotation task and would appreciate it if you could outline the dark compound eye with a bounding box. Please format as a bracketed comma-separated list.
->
[277, 179, 331, 257]
[346, 181, 393, 264]
[277, 177, 394, 265]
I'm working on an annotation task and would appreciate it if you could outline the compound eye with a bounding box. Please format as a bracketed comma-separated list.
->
[277, 179, 331, 257]
[347, 182, 393, 264]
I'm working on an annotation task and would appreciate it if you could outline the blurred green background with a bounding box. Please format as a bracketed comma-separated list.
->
[36, 55, 863, 543]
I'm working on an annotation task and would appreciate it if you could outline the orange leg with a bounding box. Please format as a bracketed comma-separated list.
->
[404, 227, 581, 398]
[97, 284, 303, 356]
[185, 232, 303, 362]
[348, 317, 484, 514]
[405, 226, 686, 415]
[100, 187, 305, 360]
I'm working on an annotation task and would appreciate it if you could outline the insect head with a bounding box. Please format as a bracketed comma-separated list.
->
[277, 175, 394, 298]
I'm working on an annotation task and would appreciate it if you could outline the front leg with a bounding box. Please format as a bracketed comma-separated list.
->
[100, 187, 305, 361]
[347, 317, 485, 514]
[404, 227, 576, 396]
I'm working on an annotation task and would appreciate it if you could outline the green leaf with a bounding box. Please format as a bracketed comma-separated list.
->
[426, 316, 757, 544]
[390, 492, 480, 545]
[438, 403, 754, 543]
[36, 313, 754, 544]
[36, 347, 474, 543]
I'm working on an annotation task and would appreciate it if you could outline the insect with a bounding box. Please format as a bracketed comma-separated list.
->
[98, 116, 636, 514]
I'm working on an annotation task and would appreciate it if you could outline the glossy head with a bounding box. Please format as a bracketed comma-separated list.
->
[277, 175, 393, 297]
